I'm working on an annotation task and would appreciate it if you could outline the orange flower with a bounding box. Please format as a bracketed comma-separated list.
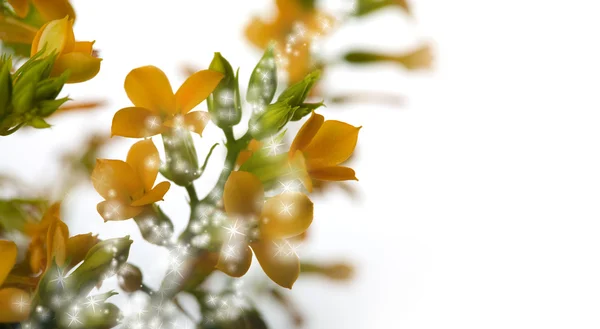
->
[111, 66, 223, 139]
[7, 0, 76, 22]
[30, 16, 101, 83]
[245, 0, 335, 83]
[289, 112, 361, 192]
[0, 240, 30, 322]
[91, 139, 171, 221]
[216, 171, 313, 289]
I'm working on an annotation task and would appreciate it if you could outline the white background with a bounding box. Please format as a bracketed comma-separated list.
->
[1, 0, 600, 328]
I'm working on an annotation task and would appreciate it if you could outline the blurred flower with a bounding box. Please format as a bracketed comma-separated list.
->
[30, 16, 101, 83]
[354, 0, 411, 16]
[216, 171, 313, 289]
[289, 112, 360, 192]
[7, 0, 76, 23]
[111, 65, 223, 138]
[344, 45, 434, 70]
[0, 240, 31, 322]
[91, 139, 171, 221]
[245, 0, 335, 83]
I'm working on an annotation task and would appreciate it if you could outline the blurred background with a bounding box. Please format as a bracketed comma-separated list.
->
[2, 0, 600, 328]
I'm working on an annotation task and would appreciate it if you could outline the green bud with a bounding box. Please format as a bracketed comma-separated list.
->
[34, 71, 69, 101]
[57, 303, 121, 329]
[247, 45, 278, 107]
[276, 70, 320, 107]
[133, 204, 174, 245]
[37, 97, 69, 116]
[160, 129, 201, 186]
[207, 52, 242, 128]
[0, 57, 13, 119]
[290, 101, 325, 121]
[28, 117, 51, 129]
[249, 101, 297, 140]
[68, 236, 132, 298]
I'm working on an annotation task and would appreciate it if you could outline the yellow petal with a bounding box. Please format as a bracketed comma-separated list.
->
[46, 219, 69, 268]
[66, 233, 99, 268]
[216, 243, 252, 278]
[290, 111, 324, 158]
[251, 240, 300, 289]
[124, 65, 176, 115]
[52, 52, 102, 83]
[302, 120, 360, 169]
[7, 0, 29, 18]
[0, 288, 30, 322]
[31, 16, 73, 56]
[28, 240, 45, 274]
[97, 200, 144, 222]
[309, 166, 358, 181]
[91, 159, 143, 200]
[223, 171, 264, 217]
[126, 139, 160, 192]
[73, 40, 95, 55]
[175, 69, 223, 114]
[111, 107, 165, 138]
[163, 111, 210, 136]
[0, 16, 37, 44]
[260, 192, 313, 239]
[288, 151, 313, 192]
[130, 181, 170, 207]
[32, 0, 76, 22]
[0, 240, 17, 286]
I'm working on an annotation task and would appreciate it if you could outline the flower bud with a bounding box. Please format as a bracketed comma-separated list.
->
[34, 72, 69, 101]
[249, 101, 297, 140]
[68, 236, 132, 297]
[354, 0, 410, 16]
[37, 97, 69, 117]
[247, 45, 277, 107]
[160, 129, 201, 186]
[276, 70, 320, 107]
[290, 101, 325, 122]
[300, 261, 354, 281]
[207, 52, 241, 128]
[117, 263, 143, 293]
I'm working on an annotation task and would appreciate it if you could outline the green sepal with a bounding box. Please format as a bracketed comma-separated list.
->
[0, 56, 13, 119]
[290, 101, 325, 121]
[34, 71, 69, 101]
[28, 116, 51, 129]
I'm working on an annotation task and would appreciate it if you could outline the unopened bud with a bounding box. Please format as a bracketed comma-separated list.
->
[247, 45, 277, 106]
[276, 70, 320, 107]
[0, 57, 12, 118]
[160, 129, 200, 186]
[207, 52, 241, 128]
[117, 263, 143, 293]
[249, 101, 297, 140]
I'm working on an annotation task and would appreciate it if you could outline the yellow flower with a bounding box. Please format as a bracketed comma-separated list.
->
[0, 240, 30, 322]
[216, 171, 313, 289]
[245, 0, 334, 83]
[30, 16, 101, 83]
[91, 139, 171, 221]
[111, 65, 224, 139]
[7, 0, 76, 22]
[289, 112, 361, 192]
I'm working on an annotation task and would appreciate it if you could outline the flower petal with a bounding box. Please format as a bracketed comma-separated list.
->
[32, 0, 76, 22]
[111, 107, 164, 138]
[66, 233, 99, 269]
[130, 181, 170, 207]
[216, 243, 252, 278]
[302, 120, 360, 169]
[124, 65, 176, 115]
[0, 16, 37, 44]
[126, 139, 160, 192]
[73, 41, 95, 55]
[175, 69, 223, 114]
[223, 171, 264, 217]
[7, 0, 29, 18]
[31, 16, 73, 56]
[309, 166, 358, 181]
[289, 111, 323, 158]
[97, 200, 144, 222]
[0, 240, 17, 286]
[46, 218, 69, 268]
[0, 288, 30, 322]
[163, 111, 210, 136]
[288, 151, 313, 192]
[251, 240, 300, 289]
[245, 17, 275, 49]
[91, 159, 143, 200]
[260, 192, 313, 239]
[52, 52, 101, 83]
